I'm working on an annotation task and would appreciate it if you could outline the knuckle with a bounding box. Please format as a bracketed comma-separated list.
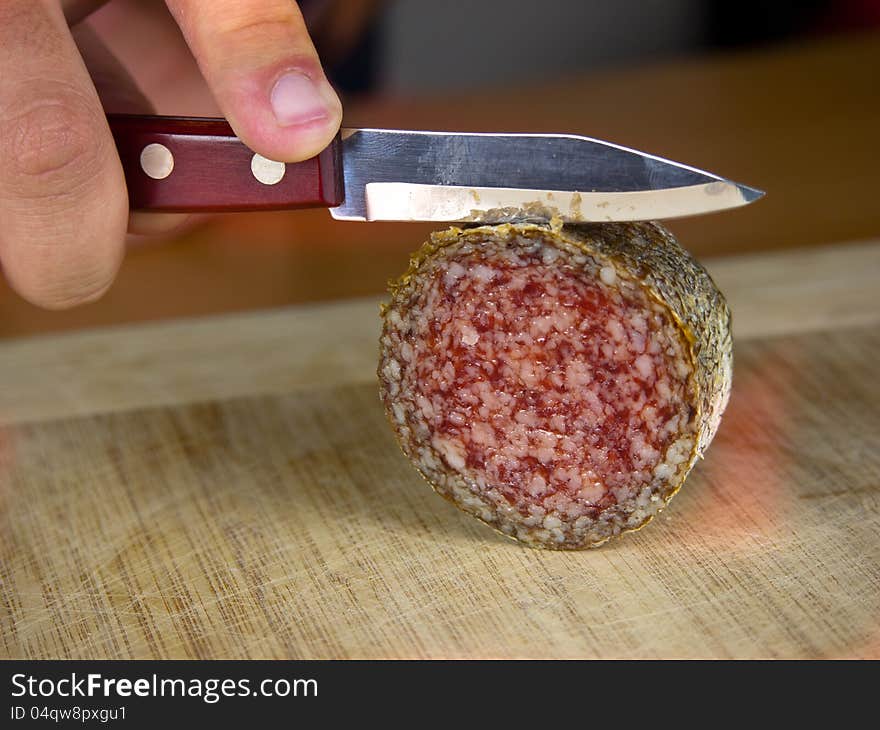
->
[1, 91, 105, 196]
[210, 7, 318, 66]
[215, 6, 298, 39]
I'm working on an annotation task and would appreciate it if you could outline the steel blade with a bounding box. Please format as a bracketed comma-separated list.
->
[329, 128, 764, 222]
[363, 181, 759, 223]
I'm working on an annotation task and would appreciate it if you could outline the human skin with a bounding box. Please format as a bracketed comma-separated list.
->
[0, 0, 343, 309]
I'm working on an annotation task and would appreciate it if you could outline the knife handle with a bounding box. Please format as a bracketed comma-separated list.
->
[108, 114, 344, 212]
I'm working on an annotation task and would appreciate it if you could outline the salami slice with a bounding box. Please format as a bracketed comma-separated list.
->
[379, 222, 732, 548]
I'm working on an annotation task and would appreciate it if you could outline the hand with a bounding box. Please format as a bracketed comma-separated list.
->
[0, 0, 343, 309]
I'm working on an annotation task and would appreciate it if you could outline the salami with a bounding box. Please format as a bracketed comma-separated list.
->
[379, 222, 732, 548]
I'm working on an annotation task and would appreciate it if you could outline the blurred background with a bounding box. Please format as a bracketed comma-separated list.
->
[1, 0, 878, 336]
[320, 0, 879, 95]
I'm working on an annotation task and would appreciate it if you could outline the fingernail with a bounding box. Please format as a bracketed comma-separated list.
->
[270, 72, 329, 126]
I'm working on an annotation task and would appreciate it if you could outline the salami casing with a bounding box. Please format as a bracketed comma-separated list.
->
[379, 222, 732, 548]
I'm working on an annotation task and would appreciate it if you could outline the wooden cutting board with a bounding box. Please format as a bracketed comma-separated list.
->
[1, 240, 879, 659]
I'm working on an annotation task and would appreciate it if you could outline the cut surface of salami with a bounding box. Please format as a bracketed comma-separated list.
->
[379, 223, 732, 548]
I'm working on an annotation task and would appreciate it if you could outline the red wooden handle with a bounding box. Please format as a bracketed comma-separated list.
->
[109, 114, 344, 212]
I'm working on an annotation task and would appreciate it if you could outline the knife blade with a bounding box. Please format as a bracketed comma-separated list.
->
[331, 128, 762, 223]
[109, 115, 763, 222]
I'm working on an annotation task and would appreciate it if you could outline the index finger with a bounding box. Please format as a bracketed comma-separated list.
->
[165, 0, 343, 163]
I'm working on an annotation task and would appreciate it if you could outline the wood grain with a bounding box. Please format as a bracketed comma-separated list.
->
[1, 240, 879, 658]
[0, 330, 878, 659]
[110, 115, 344, 212]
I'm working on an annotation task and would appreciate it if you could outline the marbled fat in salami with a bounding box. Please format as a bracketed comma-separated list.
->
[379, 222, 732, 548]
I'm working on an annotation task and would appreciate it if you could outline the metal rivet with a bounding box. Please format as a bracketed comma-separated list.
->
[140, 143, 174, 180]
[251, 153, 285, 185]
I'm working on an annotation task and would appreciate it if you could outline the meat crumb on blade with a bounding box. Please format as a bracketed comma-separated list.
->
[378, 222, 732, 549]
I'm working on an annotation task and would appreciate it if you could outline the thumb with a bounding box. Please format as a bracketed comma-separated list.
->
[165, 0, 342, 163]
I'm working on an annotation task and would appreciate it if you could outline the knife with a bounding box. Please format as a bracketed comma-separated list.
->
[109, 114, 763, 223]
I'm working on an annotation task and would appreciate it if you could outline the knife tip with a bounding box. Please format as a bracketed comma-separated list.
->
[737, 184, 766, 203]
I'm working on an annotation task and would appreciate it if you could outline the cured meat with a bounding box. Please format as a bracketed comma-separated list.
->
[379, 222, 732, 549]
